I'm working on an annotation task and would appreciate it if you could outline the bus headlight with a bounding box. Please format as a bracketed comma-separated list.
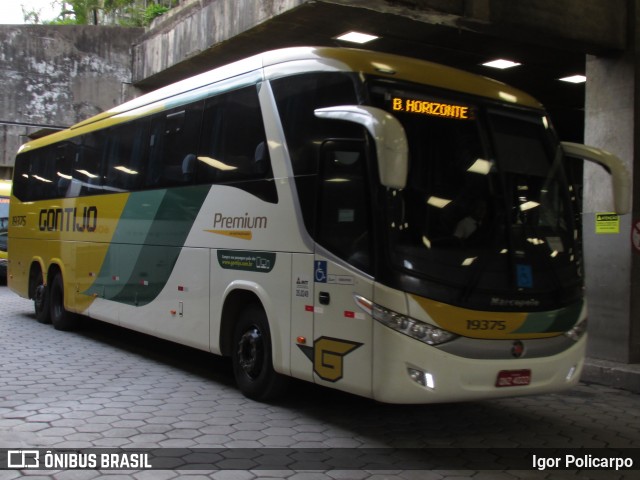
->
[564, 317, 587, 342]
[354, 295, 457, 346]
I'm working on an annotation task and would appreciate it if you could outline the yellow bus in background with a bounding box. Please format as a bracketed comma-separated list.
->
[0, 179, 11, 282]
[8, 47, 629, 403]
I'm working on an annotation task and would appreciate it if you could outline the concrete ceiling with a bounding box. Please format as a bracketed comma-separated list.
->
[278, 2, 586, 141]
[138, 1, 622, 142]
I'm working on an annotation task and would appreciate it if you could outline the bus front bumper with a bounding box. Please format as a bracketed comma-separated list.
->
[372, 322, 586, 404]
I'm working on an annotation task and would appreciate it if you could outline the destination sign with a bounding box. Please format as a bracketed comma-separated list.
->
[392, 97, 472, 120]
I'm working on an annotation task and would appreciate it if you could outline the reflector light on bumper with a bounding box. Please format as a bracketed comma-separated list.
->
[563, 317, 587, 342]
[354, 295, 458, 346]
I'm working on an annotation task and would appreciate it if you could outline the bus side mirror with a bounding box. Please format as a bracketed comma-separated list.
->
[561, 142, 631, 215]
[314, 105, 408, 189]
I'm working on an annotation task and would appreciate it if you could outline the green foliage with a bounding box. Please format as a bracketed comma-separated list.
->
[142, 4, 170, 26]
[68, 0, 99, 24]
[45, 17, 80, 26]
[31, 0, 176, 26]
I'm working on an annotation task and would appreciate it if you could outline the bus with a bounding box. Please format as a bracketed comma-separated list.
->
[0, 179, 9, 229]
[8, 47, 629, 403]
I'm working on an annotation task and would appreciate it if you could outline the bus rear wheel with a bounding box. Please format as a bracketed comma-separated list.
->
[33, 270, 51, 324]
[50, 273, 77, 331]
[231, 305, 287, 401]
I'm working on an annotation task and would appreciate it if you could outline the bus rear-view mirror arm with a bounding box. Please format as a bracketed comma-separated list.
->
[561, 141, 631, 215]
[314, 105, 409, 189]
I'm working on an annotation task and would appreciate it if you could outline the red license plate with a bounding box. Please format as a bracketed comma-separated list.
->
[496, 369, 531, 387]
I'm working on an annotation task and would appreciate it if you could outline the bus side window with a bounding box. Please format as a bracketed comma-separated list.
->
[104, 120, 148, 191]
[13, 150, 47, 201]
[77, 131, 106, 196]
[12, 152, 31, 201]
[147, 103, 203, 189]
[54, 141, 78, 197]
[316, 140, 373, 274]
[271, 72, 362, 236]
[31, 147, 57, 201]
[197, 85, 272, 185]
[271, 72, 361, 177]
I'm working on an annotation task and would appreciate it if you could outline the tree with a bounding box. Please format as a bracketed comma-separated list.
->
[21, 1, 57, 24]
[42, 0, 177, 26]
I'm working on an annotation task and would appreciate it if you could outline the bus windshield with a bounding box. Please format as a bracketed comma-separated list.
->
[369, 81, 581, 308]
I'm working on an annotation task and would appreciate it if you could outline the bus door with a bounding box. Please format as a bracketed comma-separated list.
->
[311, 140, 374, 398]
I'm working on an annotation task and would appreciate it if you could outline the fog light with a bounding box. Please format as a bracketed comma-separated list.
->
[407, 367, 435, 389]
[566, 365, 577, 382]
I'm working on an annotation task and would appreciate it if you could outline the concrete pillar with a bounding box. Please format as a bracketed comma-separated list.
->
[583, 0, 640, 363]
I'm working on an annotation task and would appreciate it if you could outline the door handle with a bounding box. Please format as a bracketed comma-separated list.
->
[319, 291, 330, 305]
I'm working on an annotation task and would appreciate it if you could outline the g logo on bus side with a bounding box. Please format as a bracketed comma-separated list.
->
[298, 336, 362, 382]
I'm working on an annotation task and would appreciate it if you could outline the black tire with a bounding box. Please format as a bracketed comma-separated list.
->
[231, 305, 288, 401]
[50, 273, 77, 331]
[33, 270, 51, 324]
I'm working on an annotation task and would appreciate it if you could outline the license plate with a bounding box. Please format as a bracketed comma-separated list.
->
[496, 369, 531, 387]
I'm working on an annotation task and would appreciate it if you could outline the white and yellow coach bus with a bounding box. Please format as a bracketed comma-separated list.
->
[8, 47, 629, 403]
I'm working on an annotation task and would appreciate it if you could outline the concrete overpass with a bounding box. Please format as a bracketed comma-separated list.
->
[132, 0, 625, 141]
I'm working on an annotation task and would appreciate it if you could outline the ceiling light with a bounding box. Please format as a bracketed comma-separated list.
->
[498, 91, 518, 103]
[76, 169, 98, 179]
[467, 158, 493, 175]
[482, 59, 521, 70]
[372, 62, 396, 74]
[520, 201, 540, 212]
[426, 196, 452, 209]
[335, 31, 379, 44]
[115, 166, 138, 175]
[559, 75, 586, 84]
[461, 257, 477, 267]
[197, 156, 237, 171]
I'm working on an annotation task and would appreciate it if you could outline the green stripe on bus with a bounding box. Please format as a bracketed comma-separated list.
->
[84, 185, 210, 306]
[513, 300, 583, 334]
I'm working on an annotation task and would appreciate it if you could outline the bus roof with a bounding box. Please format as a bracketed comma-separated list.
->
[18, 47, 542, 153]
[261, 47, 541, 109]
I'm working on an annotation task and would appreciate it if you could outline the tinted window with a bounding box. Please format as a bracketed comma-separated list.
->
[147, 103, 203, 189]
[75, 131, 106, 196]
[104, 120, 149, 191]
[14, 143, 75, 201]
[12, 84, 272, 202]
[271, 72, 363, 236]
[197, 86, 271, 184]
[271, 72, 361, 176]
[317, 140, 372, 273]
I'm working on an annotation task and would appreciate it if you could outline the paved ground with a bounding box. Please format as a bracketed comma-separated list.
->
[0, 285, 639, 479]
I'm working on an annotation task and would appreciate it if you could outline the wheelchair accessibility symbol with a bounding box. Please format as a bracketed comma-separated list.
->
[315, 261, 327, 283]
[516, 264, 533, 288]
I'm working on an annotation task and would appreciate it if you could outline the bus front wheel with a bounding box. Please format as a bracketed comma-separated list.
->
[231, 305, 287, 401]
[50, 273, 77, 331]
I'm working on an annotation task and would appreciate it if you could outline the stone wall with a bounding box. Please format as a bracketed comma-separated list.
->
[0, 25, 143, 178]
